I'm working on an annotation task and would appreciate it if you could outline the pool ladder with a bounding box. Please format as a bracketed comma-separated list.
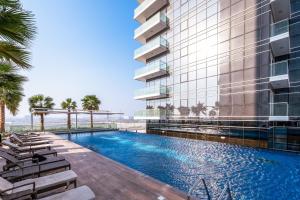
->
[217, 182, 233, 200]
[187, 178, 210, 200]
[187, 178, 233, 200]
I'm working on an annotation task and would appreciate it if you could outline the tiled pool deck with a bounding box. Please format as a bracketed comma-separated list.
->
[45, 132, 188, 200]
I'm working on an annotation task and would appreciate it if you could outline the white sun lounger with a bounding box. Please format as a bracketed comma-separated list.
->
[3, 140, 51, 153]
[39, 185, 95, 200]
[11, 134, 50, 146]
[0, 170, 77, 199]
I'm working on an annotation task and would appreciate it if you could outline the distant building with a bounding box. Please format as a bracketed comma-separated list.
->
[133, 0, 300, 152]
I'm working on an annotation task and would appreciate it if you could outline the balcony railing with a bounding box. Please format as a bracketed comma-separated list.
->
[134, 60, 167, 81]
[270, 102, 288, 116]
[271, 61, 288, 76]
[269, 60, 289, 89]
[134, 109, 166, 120]
[134, 0, 168, 23]
[270, 19, 289, 37]
[134, 12, 168, 43]
[270, 19, 290, 57]
[134, 36, 168, 62]
[134, 85, 168, 100]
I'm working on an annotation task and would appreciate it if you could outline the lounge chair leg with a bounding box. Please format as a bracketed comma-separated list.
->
[74, 180, 77, 188]
[65, 181, 70, 189]
[32, 192, 37, 199]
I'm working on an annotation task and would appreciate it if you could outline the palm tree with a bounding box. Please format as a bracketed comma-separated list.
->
[191, 102, 207, 117]
[61, 98, 77, 130]
[146, 105, 154, 109]
[28, 95, 55, 131]
[0, 0, 37, 69]
[209, 101, 219, 118]
[81, 95, 101, 129]
[178, 106, 190, 116]
[0, 63, 26, 132]
[209, 109, 217, 117]
[166, 103, 175, 116]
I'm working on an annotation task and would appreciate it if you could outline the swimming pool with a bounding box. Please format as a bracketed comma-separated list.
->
[60, 131, 300, 200]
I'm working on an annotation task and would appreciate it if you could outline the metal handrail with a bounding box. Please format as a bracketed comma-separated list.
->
[187, 178, 210, 200]
[217, 182, 233, 200]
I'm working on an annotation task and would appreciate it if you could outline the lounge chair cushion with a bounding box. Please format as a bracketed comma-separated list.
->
[2, 140, 19, 149]
[0, 178, 33, 200]
[3, 140, 51, 152]
[11, 134, 50, 146]
[10, 179, 34, 194]
[39, 186, 95, 200]
[0, 151, 20, 165]
[19, 144, 51, 151]
[13, 170, 77, 191]
[11, 134, 23, 144]
[0, 177, 13, 192]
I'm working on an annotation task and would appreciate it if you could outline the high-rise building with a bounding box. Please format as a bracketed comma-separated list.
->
[133, 0, 300, 152]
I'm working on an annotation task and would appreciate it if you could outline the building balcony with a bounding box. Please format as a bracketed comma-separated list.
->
[134, 36, 168, 63]
[270, 19, 290, 57]
[134, 12, 168, 44]
[134, 0, 168, 23]
[269, 61, 289, 89]
[269, 102, 289, 121]
[134, 60, 167, 81]
[270, 0, 291, 22]
[134, 85, 168, 100]
[134, 109, 166, 120]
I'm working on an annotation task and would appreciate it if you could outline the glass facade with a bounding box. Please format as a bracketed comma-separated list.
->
[134, 0, 300, 152]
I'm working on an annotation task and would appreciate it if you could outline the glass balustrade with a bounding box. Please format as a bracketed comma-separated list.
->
[270, 61, 288, 76]
[134, 60, 167, 79]
[270, 102, 288, 116]
[270, 19, 289, 37]
[134, 109, 166, 119]
[134, 12, 167, 39]
[134, 36, 168, 60]
[134, 85, 167, 99]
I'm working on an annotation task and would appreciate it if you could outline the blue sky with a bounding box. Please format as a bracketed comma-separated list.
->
[15, 0, 144, 117]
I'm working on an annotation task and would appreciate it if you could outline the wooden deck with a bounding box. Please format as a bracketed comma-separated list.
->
[45, 132, 188, 200]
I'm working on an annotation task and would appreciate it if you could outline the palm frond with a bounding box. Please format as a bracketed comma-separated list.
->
[61, 98, 77, 110]
[0, 7, 37, 46]
[0, 0, 21, 9]
[81, 95, 101, 111]
[28, 94, 55, 114]
[0, 62, 26, 115]
[0, 41, 31, 68]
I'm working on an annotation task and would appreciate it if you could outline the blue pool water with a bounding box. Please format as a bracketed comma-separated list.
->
[60, 131, 300, 200]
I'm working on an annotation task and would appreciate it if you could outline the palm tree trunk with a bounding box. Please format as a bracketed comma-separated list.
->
[40, 114, 45, 131]
[0, 101, 5, 133]
[90, 111, 93, 129]
[67, 109, 71, 130]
